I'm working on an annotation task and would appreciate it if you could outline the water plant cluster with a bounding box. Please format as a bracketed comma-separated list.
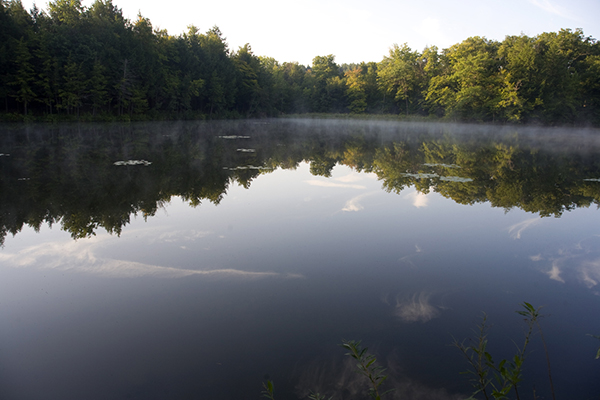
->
[262, 303, 597, 400]
[1, 0, 599, 124]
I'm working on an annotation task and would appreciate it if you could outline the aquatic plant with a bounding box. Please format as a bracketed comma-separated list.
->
[261, 341, 391, 400]
[307, 392, 333, 400]
[340, 340, 393, 400]
[261, 380, 275, 400]
[588, 334, 600, 359]
[258, 302, 598, 399]
[452, 302, 555, 400]
[262, 379, 333, 400]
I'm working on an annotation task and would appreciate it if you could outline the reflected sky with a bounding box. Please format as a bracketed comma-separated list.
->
[1, 127, 600, 399]
[0, 234, 293, 278]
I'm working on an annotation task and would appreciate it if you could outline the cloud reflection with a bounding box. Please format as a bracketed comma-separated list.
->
[580, 259, 600, 288]
[530, 254, 543, 261]
[342, 196, 364, 212]
[336, 172, 376, 183]
[393, 292, 440, 323]
[305, 170, 376, 190]
[295, 353, 462, 400]
[508, 217, 541, 239]
[341, 192, 378, 212]
[546, 261, 565, 283]
[532, 236, 600, 289]
[406, 191, 429, 208]
[157, 229, 212, 243]
[0, 235, 297, 279]
[304, 180, 366, 189]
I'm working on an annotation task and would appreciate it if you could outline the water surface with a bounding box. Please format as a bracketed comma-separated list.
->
[1, 119, 599, 399]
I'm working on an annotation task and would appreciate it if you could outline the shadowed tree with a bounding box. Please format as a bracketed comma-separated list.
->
[10, 37, 37, 114]
[306, 54, 345, 112]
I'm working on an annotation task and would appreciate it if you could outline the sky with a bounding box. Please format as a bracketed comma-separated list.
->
[23, 0, 600, 66]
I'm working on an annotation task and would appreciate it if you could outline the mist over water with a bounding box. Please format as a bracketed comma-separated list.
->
[1, 119, 599, 399]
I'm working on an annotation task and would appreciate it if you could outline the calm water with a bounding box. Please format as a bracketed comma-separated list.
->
[1, 119, 599, 399]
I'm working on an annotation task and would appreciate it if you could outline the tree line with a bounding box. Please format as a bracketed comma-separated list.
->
[1, 0, 600, 124]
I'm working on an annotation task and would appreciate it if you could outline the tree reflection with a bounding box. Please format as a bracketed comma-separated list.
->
[1, 120, 600, 244]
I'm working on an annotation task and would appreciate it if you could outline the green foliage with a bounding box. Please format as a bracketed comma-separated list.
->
[345, 68, 368, 114]
[10, 37, 36, 114]
[588, 334, 600, 360]
[261, 380, 275, 400]
[48, 0, 83, 25]
[59, 58, 85, 114]
[88, 59, 108, 114]
[341, 340, 393, 400]
[261, 381, 332, 400]
[307, 392, 333, 400]
[305, 55, 345, 113]
[427, 37, 503, 121]
[378, 43, 424, 115]
[3, 121, 600, 244]
[232, 44, 263, 115]
[453, 303, 549, 400]
[255, 299, 592, 400]
[0, 0, 598, 123]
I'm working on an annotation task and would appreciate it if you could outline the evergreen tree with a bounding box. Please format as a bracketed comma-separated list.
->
[87, 59, 108, 114]
[59, 57, 85, 114]
[10, 37, 36, 114]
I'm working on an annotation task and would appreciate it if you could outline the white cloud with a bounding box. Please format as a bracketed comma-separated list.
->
[528, 0, 576, 19]
[507, 217, 541, 239]
[406, 191, 429, 208]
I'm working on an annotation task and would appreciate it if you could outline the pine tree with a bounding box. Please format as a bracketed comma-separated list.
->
[10, 37, 37, 115]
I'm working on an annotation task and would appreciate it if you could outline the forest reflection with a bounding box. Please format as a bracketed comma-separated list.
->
[1, 119, 600, 245]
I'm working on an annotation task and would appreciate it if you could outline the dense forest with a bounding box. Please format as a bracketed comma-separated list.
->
[1, 0, 600, 124]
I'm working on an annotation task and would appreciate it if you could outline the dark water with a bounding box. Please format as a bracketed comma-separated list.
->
[1, 119, 599, 400]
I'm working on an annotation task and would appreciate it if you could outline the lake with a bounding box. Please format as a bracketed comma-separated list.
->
[0, 119, 599, 400]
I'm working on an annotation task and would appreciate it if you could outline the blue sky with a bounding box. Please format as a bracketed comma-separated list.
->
[24, 0, 600, 65]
